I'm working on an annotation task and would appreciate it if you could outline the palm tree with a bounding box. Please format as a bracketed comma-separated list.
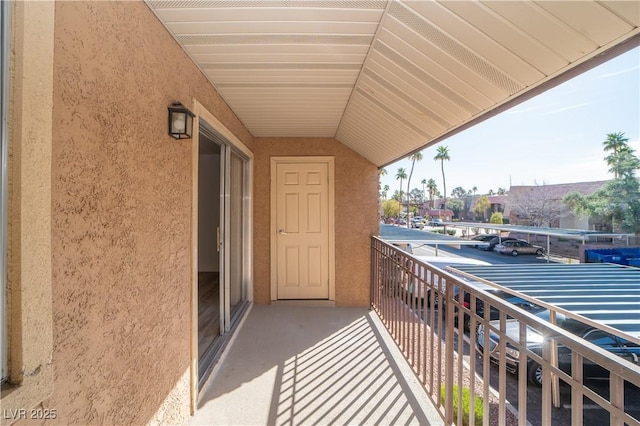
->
[434, 146, 450, 211]
[427, 179, 437, 209]
[382, 184, 390, 200]
[406, 152, 423, 226]
[603, 132, 631, 178]
[379, 167, 388, 177]
[603, 132, 629, 155]
[395, 168, 407, 205]
[421, 178, 427, 203]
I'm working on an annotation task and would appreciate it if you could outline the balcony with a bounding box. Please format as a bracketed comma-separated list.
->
[191, 304, 443, 425]
[192, 238, 640, 426]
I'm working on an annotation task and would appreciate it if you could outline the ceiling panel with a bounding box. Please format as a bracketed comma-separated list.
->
[439, 1, 568, 75]
[146, 0, 639, 167]
[602, 1, 640, 27]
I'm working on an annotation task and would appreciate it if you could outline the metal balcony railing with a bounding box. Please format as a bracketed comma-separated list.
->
[370, 236, 640, 426]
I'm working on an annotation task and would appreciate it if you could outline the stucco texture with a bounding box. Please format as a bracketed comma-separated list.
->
[50, 2, 252, 424]
[253, 138, 379, 307]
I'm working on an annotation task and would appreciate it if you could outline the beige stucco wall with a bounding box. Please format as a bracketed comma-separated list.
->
[47, 2, 252, 424]
[7, 2, 378, 424]
[2, 2, 56, 421]
[253, 138, 379, 307]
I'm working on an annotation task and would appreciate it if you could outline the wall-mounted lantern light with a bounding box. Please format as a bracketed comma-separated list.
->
[168, 102, 195, 139]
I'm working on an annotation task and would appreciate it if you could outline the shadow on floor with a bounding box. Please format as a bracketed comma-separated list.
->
[192, 304, 441, 426]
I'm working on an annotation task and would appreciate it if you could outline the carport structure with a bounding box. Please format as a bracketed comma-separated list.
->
[445, 221, 636, 261]
[379, 223, 478, 256]
[450, 263, 640, 344]
[448, 262, 640, 416]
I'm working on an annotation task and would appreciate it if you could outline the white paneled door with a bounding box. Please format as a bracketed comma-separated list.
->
[274, 160, 332, 299]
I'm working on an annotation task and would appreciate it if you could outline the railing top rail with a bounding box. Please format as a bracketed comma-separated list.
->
[371, 236, 640, 387]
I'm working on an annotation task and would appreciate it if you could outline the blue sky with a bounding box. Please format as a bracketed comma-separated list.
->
[380, 46, 640, 196]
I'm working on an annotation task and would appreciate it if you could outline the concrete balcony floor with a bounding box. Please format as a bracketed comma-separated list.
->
[191, 304, 443, 426]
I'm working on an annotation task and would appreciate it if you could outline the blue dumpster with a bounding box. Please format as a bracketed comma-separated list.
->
[585, 247, 640, 266]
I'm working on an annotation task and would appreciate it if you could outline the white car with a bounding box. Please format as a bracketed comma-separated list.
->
[495, 240, 544, 256]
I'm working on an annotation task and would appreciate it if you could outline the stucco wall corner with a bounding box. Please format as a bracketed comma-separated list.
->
[146, 368, 191, 426]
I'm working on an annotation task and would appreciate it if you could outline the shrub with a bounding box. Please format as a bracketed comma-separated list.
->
[447, 229, 456, 236]
[490, 212, 503, 224]
[440, 384, 483, 426]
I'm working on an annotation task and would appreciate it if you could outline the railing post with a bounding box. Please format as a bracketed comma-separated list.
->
[444, 277, 454, 425]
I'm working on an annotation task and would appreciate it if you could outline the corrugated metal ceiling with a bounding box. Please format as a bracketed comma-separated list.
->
[146, 0, 640, 167]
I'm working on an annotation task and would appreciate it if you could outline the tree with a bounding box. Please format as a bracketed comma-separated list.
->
[382, 199, 401, 219]
[487, 189, 495, 195]
[473, 196, 491, 221]
[447, 199, 464, 219]
[380, 184, 390, 200]
[603, 132, 629, 178]
[565, 133, 640, 233]
[427, 179, 438, 209]
[497, 187, 507, 195]
[421, 178, 427, 202]
[451, 186, 467, 198]
[607, 144, 639, 180]
[510, 182, 562, 227]
[472, 186, 478, 196]
[406, 152, 423, 226]
[434, 146, 450, 211]
[409, 188, 423, 204]
[395, 168, 407, 203]
[490, 212, 504, 224]
[379, 167, 387, 177]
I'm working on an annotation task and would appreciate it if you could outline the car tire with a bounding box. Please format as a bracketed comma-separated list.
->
[528, 361, 543, 386]
[511, 250, 519, 257]
[536, 249, 544, 256]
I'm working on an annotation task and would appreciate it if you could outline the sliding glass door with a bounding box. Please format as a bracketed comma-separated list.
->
[198, 122, 250, 386]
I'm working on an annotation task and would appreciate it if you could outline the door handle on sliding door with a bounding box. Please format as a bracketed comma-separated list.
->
[278, 229, 288, 235]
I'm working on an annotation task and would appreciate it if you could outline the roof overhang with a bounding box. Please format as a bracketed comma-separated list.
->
[146, 1, 640, 167]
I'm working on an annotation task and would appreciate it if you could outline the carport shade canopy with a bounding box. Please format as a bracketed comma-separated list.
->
[442, 221, 635, 243]
[380, 223, 467, 243]
[449, 263, 640, 344]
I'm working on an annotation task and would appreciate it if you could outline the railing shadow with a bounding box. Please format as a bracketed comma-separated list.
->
[194, 304, 441, 425]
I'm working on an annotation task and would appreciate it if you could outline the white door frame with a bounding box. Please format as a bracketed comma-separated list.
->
[270, 156, 335, 301]
[190, 99, 253, 413]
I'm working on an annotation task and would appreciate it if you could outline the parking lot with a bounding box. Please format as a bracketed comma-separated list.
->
[380, 224, 640, 425]
[413, 291, 640, 426]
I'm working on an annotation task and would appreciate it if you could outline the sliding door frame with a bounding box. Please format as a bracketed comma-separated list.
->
[191, 99, 253, 412]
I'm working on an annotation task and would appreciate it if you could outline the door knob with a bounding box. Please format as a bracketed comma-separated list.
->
[278, 229, 288, 235]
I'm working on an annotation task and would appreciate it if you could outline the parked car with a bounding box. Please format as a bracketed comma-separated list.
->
[452, 289, 544, 331]
[476, 311, 640, 386]
[477, 236, 519, 251]
[428, 218, 444, 226]
[468, 234, 497, 248]
[411, 217, 423, 228]
[404, 256, 490, 307]
[495, 240, 545, 256]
